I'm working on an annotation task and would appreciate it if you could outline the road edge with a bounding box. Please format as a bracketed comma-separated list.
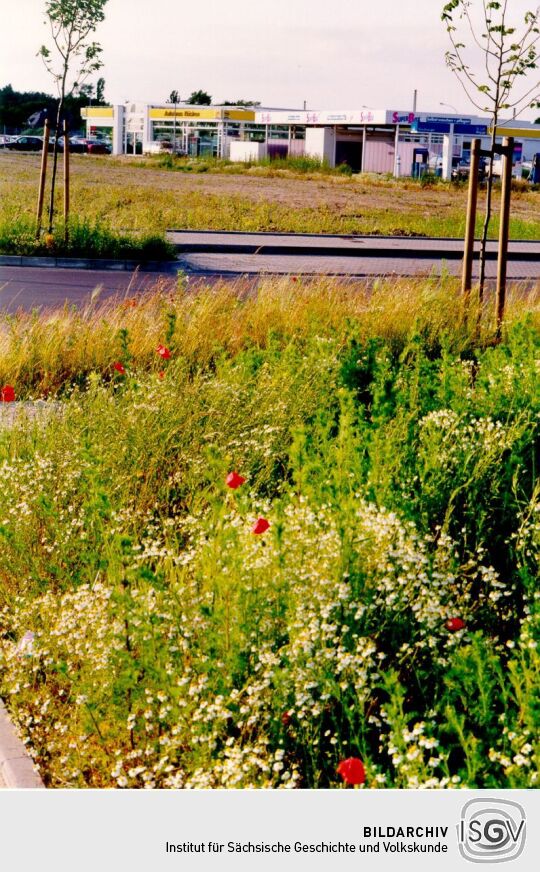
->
[0, 255, 180, 272]
[0, 699, 44, 788]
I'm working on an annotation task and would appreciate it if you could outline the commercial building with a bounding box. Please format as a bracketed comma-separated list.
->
[81, 103, 540, 177]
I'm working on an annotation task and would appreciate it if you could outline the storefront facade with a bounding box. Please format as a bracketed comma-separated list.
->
[81, 104, 540, 176]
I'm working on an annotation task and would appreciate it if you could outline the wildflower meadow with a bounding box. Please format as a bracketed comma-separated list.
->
[0, 276, 537, 788]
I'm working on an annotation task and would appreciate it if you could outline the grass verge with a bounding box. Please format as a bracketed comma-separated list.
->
[2, 152, 539, 239]
[0, 277, 538, 788]
[0, 215, 176, 260]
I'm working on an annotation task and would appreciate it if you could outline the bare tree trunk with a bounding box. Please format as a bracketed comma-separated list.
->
[47, 62, 69, 234]
[477, 121, 498, 303]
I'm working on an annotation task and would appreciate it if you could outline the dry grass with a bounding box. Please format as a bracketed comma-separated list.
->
[1, 151, 539, 238]
[0, 275, 538, 396]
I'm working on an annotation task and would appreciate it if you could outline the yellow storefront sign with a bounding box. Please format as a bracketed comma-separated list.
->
[81, 107, 114, 118]
[489, 126, 540, 139]
[149, 107, 255, 121]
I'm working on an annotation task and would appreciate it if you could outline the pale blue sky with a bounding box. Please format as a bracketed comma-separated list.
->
[2, 0, 539, 118]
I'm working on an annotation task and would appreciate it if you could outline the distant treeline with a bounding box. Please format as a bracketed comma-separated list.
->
[0, 84, 107, 135]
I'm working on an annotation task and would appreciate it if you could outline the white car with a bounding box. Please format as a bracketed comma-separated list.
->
[143, 140, 173, 154]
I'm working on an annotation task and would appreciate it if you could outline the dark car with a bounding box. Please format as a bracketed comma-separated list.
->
[6, 135, 43, 151]
[67, 137, 88, 153]
[47, 136, 63, 152]
[85, 139, 111, 155]
[47, 136, 84, 153]
[451, 157, 487, 181]
[65, 137, 110, 154]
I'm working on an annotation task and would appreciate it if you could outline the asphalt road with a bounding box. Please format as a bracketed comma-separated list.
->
[0, 266, 178, 312]
[0, 251, 538, 312]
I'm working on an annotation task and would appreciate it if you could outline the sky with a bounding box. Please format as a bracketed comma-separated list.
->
[1, 0, 539, 119]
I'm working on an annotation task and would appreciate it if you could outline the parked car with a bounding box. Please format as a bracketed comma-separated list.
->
[428, 155, 465, 177]
[143, 140, 173, 154]
[451, 157, 487, 181]
[47, 135, 64, 152]
[5, 135, 43, 151]
[85, 138, 111, 155]
[67, 137, 88, 153]
[490, 157, 524, 179]
[45, 136, 111, 155]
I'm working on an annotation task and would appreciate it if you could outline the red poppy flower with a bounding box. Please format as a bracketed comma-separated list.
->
[0, 385, 15, 402]
[446, 617, 466, 632]
[281, 711, 292, 727]
[291, 276, 298, 282]
[251, 518, 270, 535]
[226, 471, 246, 489]
[113, 362, 126, 375]
[156, 344, 171, 359]
[337, 757, 365, 785]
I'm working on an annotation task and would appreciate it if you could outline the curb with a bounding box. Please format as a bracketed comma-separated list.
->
[166, 231, 540, 261]
[174, 243, 473, 258]
[166, 228, 540, 242]
[172, 244, 539, 262]
[0, 699, 44, 788]
[0, 255, 180, 272]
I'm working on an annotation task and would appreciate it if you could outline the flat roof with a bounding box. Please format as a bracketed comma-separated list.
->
[82, 104, 540, 131]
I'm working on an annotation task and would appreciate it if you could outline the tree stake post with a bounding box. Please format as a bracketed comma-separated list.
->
[36, 119, 50, 239]
[495, 136, 514, 337]
[461, 137, 481, 305]
[63, 120, 70, 244]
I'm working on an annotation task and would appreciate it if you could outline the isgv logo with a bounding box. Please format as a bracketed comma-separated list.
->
[458, 798, 526, 864]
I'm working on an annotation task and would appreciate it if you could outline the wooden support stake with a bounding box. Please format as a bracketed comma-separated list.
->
[461, 138, 480, 304]
[63, 120, 70, 244]
[36, 119, 50, 238]
[495, 136, 513, 337]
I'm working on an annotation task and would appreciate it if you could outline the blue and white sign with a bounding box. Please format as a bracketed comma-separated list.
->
[412, 120, 488, 135]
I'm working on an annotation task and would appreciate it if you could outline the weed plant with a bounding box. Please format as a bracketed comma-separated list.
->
[0, 277, 538, 788]
[130, 154, 354, 176]
[0, 214, 174, 260]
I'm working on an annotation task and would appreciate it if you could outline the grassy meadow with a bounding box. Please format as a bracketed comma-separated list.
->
[1, 151, 540, 249]
[0, 276, 538, 788]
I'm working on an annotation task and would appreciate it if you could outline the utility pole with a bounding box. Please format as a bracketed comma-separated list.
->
[167, 90, 180, 154]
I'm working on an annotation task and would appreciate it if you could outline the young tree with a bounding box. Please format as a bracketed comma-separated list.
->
[441, 1, 540, 297]
[78, 83, 95, 102]
[38, 0, 108, 233]
[96, 76, 106, 104]
[186, 90, 212, 105]
[221, 99, 261, 107]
